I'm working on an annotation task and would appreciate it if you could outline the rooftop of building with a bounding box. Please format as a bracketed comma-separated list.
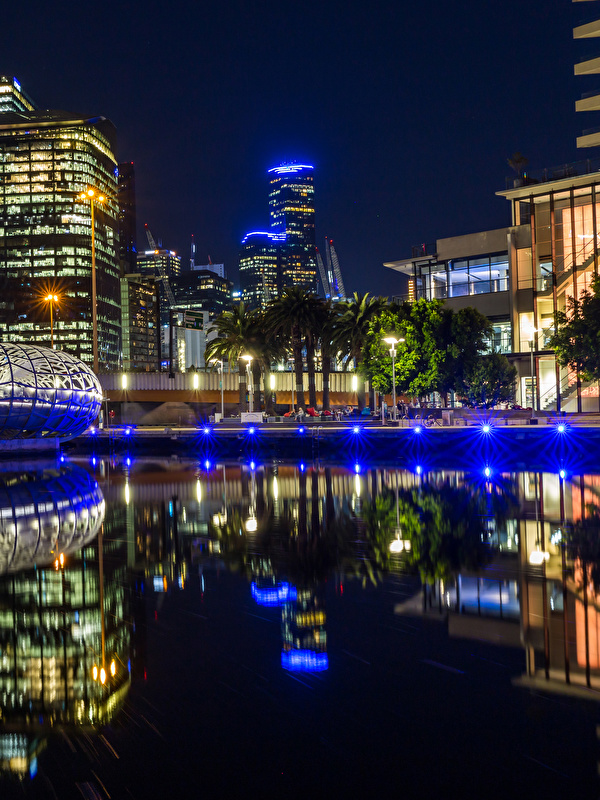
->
[499, 156, 600, 198]
[0, 109, 117, 150]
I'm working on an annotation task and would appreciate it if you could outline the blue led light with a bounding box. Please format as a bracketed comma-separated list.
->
[241, 231, 287, 244]
[248, 427, 255, 435]
[299, 463, 305, 472]
[91, 457, 97, 466]
[352, 425, 360, 434]
[298, 426, 305, 434]
[202, 426, 211, 435]
[125, 457, 131, 467]
[557, 423, 566, 433]
[416, 465, 422, 475]
[484, 466, 491, 478]
[268, 164, 314, 175]
[251, 581, 297, 606]
[482, 424, 491, 434]
[124, 427, 131, 435]
[90, 426, 96, 435]
[414, 425, 422, 434]
[281, 649, 328, 672]
[60, 455, 65, 463]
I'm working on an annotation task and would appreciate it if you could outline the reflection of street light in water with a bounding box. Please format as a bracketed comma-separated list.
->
[390, 469, 411, 553]
[383, 336, 404, 422]
[245, 465, 257, 532]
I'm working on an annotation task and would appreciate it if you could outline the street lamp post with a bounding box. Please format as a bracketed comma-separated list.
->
[45, 293, 59, 349]
[79, 188, 106, 374]
[242, 354, 253, 412]
[383, 336, 404, 423]
[210, 359, 225, 418]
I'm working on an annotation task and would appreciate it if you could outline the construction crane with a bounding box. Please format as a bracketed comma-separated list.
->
[329, 239, 346, 300]
[317, 238, 346, 300]
[316, 247, 331, 298]
[145, 224, 176, 308]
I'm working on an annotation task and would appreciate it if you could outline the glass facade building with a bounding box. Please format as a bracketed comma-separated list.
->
[238, 231, 284, 309]
[117, 161, 137, 273]
[0, 108, 121, 371]
[120, 274, 160, 371]
[0, 76, 35, 114]
[268, 163, 317, 293]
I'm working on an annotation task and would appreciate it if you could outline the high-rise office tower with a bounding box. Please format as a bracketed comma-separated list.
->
[574, 8, 600, 148]
[118, 162, 137, 273]
[268, 163, 317, 293]
[0, 86, 121, 371]
[239, 231, 285, 309]
[120, 274, 160, 371]
[0, 76, 35, 114]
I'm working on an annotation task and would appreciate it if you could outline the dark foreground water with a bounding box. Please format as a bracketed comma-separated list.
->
[1, 456, 600, 799]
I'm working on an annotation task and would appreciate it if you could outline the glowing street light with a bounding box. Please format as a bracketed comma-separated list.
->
[383, 336, 404, 422]
[78, 188, 106, 374]
[242, 354, 253, 412]
[45, 293, 59, 349]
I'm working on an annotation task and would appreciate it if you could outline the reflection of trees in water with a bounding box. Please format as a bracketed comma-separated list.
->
[397, 478, 517, 586]
[208, 470, 518, 592]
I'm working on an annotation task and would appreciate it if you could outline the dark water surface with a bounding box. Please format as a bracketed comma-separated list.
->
[1, 456, 600, 799]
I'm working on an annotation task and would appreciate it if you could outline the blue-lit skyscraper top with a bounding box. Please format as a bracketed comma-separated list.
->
[268, 162, 317, 293]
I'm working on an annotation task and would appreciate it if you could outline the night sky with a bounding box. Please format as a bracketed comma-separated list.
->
[2, 0, 591, 297]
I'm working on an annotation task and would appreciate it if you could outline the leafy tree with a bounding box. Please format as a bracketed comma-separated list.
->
[462, 352, 517, 408]
[440, 307, 493, 401]
[549, 276, 600, 381]
[362, 299, 448, 398]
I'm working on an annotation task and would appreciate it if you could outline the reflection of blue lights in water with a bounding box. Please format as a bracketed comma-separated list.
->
[299, 462, 305, 472]
[204, 459, 211, 470]
[484, 466, 492, 478]
[416, 465, 422, 475]
[354, 463, 361, 474]
[559, 469, 566, 480]
[251, 582, 297, 606]
[250, 461, 256, 471]
[281, 650, 328, 672]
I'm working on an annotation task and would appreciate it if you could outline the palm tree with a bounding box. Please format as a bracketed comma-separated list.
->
[333, 292, 385, 410]
[264, 288, 323, 410]
[206, 302, 258, 411]
[318, 301, 340, 411]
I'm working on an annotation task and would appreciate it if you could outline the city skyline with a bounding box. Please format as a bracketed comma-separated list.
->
[1, 0, 587, 298]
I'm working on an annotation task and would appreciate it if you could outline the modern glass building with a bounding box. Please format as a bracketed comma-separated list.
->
[117, 161, 137, 273]
[0, 76, 35, 114]
[386, 159, 600, 412]
[136, 248, 182, 280]
[172, 269, 233, 318]
[238, 231, 284, 309]
[120, 274, 160, 371]
[268, 163, 317, 293]
[0, 101, 121, 371]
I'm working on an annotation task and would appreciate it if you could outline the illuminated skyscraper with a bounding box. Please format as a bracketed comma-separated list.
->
[118, 161, 137, 273]
[0, 89, 121, 370]
[268, 163, 317, 293]
[238, 231, 285, 309]
[0, 76, 35, 113]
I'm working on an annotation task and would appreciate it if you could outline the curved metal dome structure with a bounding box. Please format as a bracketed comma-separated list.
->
[0, 343, 102, 439]
[0, 463, 105, 574]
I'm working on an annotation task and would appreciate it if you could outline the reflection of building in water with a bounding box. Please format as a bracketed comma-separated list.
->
[429, 469, 600, 696]
[0, 466, 131, 778]
[281, 588, 328, 672]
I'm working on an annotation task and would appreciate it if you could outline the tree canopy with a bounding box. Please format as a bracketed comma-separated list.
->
[549, 276, 600, 382]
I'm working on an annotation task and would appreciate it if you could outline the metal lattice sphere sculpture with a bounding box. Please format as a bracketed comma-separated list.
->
[0, 464, 105, 575]
[0, 343, 102, 439]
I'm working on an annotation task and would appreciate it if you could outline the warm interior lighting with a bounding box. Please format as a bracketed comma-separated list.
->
[529, 550, 550, 565]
